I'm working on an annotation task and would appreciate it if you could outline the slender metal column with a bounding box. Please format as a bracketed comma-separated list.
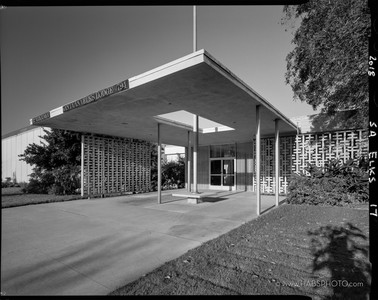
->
[193, 114, 199, 193]
[81, 134, 84, 197]
[157, 123, 162, 204]
[193, 6, 197, 52]
[275, 119, 280, 207]
[256, 105, 261, 215]
[185, 146, 188, 189]
[187, 131, 192, 192]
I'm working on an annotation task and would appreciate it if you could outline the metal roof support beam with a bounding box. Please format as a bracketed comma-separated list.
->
[81, 134, 84, 197]
[187, 131, 192, 192]
[193, 114, 199, 194]
[157, 123, 162, 204]
[256, 105, 261, 215]
[275, 119, 280, 207]
[185, 145, 188, 190]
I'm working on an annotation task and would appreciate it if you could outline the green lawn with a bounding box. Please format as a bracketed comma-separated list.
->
[110, 204, 370, 298]
[1, 187, 83, 208]
[1, 187, 26, 196]
[1, 187, 182, 209]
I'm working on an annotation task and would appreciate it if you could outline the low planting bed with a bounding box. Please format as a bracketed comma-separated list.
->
[1, 187, 83, 208]
[110, 204, 370, 297]
[286, 158, 368, 207]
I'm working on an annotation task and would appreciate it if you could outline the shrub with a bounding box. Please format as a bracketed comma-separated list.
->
[3, 177, 13, 188]
[150, 145, 186, 191]
[18, 182, 28, 191]
[286, 158, 369, 206]
[21, 169, 55, 194]
[51, 165, 81, 195]
[162, 157, 185, 190]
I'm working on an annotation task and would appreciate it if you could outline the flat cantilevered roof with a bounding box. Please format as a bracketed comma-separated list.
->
[31, 49, 297, 146]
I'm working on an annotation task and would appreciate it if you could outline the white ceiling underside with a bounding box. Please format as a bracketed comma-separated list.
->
[31, 50, 297, 147]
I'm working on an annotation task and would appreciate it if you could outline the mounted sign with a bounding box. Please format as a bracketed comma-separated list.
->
[31, 80, 129, 125]
[63, 80, 129, 112]
[31, 112, 50, 124]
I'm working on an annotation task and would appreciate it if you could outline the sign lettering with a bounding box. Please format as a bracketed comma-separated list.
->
[63, 80, 129, 112]
[32, 112, 50, 124]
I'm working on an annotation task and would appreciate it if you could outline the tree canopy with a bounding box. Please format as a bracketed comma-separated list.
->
[19, 129, 81, 194]
[282, 0, 370, 128]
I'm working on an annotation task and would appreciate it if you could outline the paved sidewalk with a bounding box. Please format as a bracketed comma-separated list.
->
[1, 190, 278, 296]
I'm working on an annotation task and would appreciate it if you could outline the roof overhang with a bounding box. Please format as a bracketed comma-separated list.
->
[31, 49, 297, 147]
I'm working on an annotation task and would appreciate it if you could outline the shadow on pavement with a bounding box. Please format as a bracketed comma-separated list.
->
[308, 223, 371, 299]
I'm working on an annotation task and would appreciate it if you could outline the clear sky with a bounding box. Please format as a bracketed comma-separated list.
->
[0, 5, 319, 136]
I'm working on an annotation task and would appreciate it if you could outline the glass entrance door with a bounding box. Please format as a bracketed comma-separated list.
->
[210, 158, 235, 190]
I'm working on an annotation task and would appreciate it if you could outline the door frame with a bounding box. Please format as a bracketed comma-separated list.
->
[209, 157, 236, 191]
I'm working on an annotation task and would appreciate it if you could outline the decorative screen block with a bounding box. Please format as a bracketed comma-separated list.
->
[292, 130, 368, 175]
[82, 134, 152, 197]
[252, 136, 294, 194]
[253, 129, 368, 195]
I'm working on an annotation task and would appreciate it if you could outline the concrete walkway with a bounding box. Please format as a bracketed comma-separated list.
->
[1, 190, 279, 296]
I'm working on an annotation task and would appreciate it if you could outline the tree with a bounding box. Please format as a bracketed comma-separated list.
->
[19, 129, 81, 194]
[162, 156, 185, 189]
[150, 145, 185, 191]
[150, 143, 159, 191]
[282, 0, 370, 128]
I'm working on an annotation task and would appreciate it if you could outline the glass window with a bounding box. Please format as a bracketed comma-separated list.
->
[223, 175, 234, 186]
[223, 144, 235, 158]
[211, 176, 222, 186]
[211, 160, 222, 174]
[210, 145, 222, 158]
[223, 160, 234, 174]
[210, 144, 235, 158]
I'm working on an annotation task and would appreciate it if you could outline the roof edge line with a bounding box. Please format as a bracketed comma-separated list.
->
[154, 116, 200, 132]
[202, 50, 297, 131]
[129, 49, 205, 83]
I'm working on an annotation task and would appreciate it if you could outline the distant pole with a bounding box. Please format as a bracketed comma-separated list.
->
[193, 5, 197, 52]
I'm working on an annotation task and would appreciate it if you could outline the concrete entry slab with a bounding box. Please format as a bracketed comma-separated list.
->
[1, 190, 281, 296]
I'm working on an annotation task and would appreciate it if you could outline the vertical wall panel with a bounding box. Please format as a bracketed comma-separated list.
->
[292, 129, 368, 175]
[197, 146, 209, 190]
[82, 134, 152, 197]
[253, 137, 294, 194]
[251, 129, 368, 194]
[236, 142, 254, 191]
[1, 126, 49, 183]
[236, 142, 246, 190]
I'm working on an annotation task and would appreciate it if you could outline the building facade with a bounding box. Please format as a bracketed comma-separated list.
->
[1, 126, 48, 183]
[2, 50, 369, 214]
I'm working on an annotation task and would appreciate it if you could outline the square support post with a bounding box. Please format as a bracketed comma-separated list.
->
[81, 134, 84, 197]
[187, 131, 192, 192]
[275, 119, 280, 207]
[185, 146, 188, 189]
[157, 123, 162, 204]
[193, 114, 199, 194]
[256, 105, 261, 216]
